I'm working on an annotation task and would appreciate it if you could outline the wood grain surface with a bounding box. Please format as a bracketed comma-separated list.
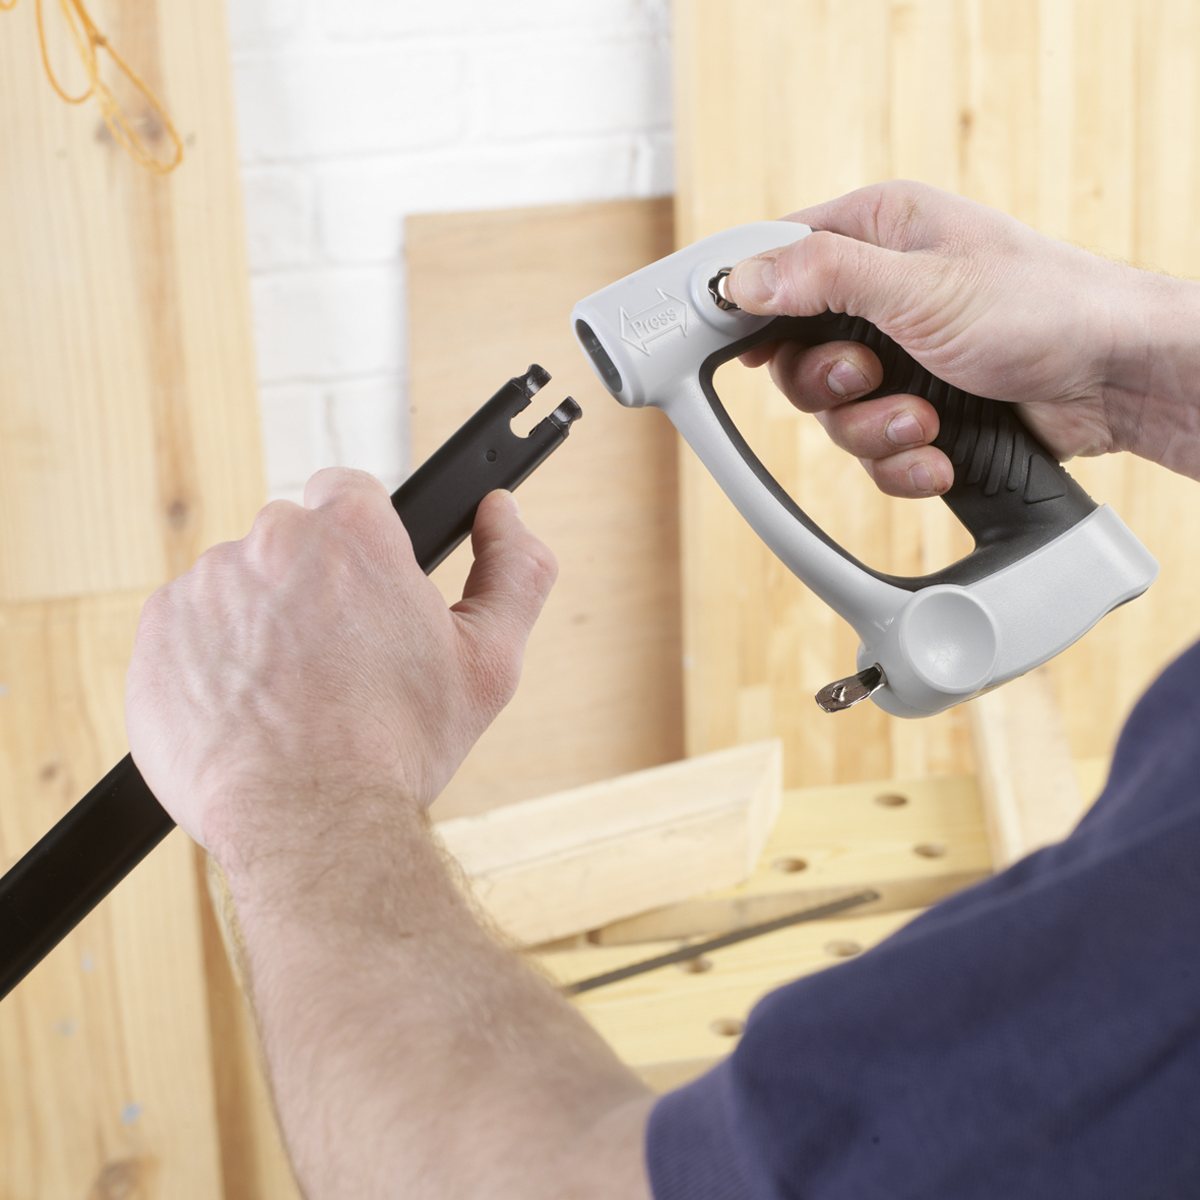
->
[0, 0, 264, 600]
[534, 771, 990, 1088]
[408, 199, 685, 818]
[0, 1, 289, 1195]
[971, 667, 1089, 868]
[673, 0, 1200, 786]
[535, 764, 1111, 1091]
[436, 740, 782, 945]
[0, 597, 225, 1197]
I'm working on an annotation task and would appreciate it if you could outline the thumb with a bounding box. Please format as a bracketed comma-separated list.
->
[727, 230, 932, 334]
[449, 490, 558, 703]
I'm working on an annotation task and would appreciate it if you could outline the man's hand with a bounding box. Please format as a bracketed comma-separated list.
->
[728, 180, 1200, 494]
[126, 470, 555, 873]
[125, 470, 654, 1200]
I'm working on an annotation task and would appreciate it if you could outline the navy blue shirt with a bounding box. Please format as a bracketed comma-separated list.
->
[647, 641, 1200, 1198]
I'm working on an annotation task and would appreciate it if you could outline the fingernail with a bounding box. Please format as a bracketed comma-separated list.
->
[498, 489, 520, 516]
[827, 359, 871, 398]
[733, 255, 778, 307]
[886, 412, 924, 445]
[909, 463, 939, 494]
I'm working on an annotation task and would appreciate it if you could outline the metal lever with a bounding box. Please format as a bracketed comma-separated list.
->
[815, 664, 888, 712]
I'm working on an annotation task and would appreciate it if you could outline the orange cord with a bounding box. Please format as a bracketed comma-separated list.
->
[2, 0, 183, 174]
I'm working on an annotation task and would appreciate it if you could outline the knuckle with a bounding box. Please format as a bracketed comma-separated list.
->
[790, 231, 870, 317]
[502, 532, 559, 599]
[467, 636, 525, 715]
[251, 498, 300, 535]
[306, 467, 387, 512]
[525, 539, 559, 594]
[783, 232, 841, 313]
[332, 484, 385, 529]
[241, 502, 308, 572]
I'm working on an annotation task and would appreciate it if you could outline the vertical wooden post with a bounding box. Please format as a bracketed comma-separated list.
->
[0, 1, 296, 1194]
[970, 669, 1087, 868]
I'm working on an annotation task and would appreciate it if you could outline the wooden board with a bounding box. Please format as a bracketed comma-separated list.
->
[0, 596, 225, 1197]
[530, 769, 989, 1088]
[588, 771, 991, 944]
[435, 740, 781, 945]
[970, 667, 1089, 868]
[539, 907, 922, 1089]
[537, 761, 1112, 1089]
[672, 0, 1200, 787]
[0, 0, 264, 598]
[407, 200, 683, 817]
[0, 2, 292, 1196]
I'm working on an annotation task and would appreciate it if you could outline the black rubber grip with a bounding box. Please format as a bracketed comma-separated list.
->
[701, 313, 1097, 591]
[0, 368, 580, 1001]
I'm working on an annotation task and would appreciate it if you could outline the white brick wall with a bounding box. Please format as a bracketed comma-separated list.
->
[228, 0, 674, 501]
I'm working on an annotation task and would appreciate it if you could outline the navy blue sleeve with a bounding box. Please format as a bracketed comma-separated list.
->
[647, 641, 1200, 1200]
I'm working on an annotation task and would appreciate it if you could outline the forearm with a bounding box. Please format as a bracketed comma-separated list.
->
[125, 481, 654, 1194]
[225, 796, 655, 1200]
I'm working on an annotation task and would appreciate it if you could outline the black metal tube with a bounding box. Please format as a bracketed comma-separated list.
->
[0, 756, 171, 998]
[0, 368, 578, 1001]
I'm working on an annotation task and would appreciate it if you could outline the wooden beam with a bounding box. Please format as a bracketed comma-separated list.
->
[435, 741, 782, 946]
[969, 668, 1089, 869]
[0, 0, 264, 601]
[0, 596, 226, 1197]
[0, 0, 287, 1194]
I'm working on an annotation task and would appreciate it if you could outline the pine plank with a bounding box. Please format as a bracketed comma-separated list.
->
[0, 596, 224, 1198]
[970, 668, 1088, 868]
[0, 0, 264, 599]
[0, 1, 287, 1194]
[587, 771, 989, 944]
[538, 907, 922, 1087]
[673, 0, 974, 790]
[436, 741, 782, 945]
[407, 199, 683, 817]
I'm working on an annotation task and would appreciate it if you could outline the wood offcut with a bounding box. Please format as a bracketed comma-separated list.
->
[436, 740, 783, 946]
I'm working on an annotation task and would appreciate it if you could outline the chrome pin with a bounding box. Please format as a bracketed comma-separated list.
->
[708, 267, 739, 311]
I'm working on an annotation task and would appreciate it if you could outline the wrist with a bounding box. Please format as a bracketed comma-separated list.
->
[1098, 264, 1200, 475]
[209, 774, 426, 929]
